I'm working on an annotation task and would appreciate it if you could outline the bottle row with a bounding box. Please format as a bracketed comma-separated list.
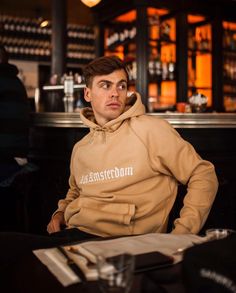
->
[0, 15, 52, 37]
[0, 14, 95, 42]
[1, 38, 51, 60]
[224, 84, 236, 95]
[223, 56, 236, 81]
[125, 53, 176, 82]
[224, 96, 236, 112]
[68, 29, 95, 41]
[49, 72, 84, 86]
[1, 41, 95, 63]
[67, 51, 95, 63]
[188, 27, 211, 52]
[148, 52, 175, 81]
[0, 14, 96, 63]
[106, 16, 174, 50]
[148, 54, 176, 81]
[223, 28, 236, 51]
[106, 26, 136, 49]
[149, 15, 172, 42]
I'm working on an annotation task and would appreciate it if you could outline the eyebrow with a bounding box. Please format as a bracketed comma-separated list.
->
[97, 79, 127, 85]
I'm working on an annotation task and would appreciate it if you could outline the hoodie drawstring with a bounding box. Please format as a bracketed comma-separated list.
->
[89, 128, 108, 144]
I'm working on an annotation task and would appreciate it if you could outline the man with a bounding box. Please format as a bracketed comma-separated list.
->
[47, 55, 218, 237]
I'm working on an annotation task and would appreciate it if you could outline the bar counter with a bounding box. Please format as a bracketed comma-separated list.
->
[31, 112, 236, 128]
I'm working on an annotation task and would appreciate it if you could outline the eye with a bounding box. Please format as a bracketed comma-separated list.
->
[117, 82, 127, 91]
[99, 82, 111, 89]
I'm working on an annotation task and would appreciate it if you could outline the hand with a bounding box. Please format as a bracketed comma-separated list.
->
[47, 211, 66, 234]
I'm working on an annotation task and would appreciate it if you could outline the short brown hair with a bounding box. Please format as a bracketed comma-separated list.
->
[83, 55, 129, 87]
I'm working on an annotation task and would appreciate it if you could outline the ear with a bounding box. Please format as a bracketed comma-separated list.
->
[84, 87, 91, 102]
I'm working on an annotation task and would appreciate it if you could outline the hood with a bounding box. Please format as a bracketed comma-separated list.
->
[80, 92, 145, 132]
[0, 63, 19, 77]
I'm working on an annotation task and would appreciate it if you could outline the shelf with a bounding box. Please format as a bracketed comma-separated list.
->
[149, 38, 176, 45]
[223, 79, 236, 85]
[107, 38, 135, 52]
[152, 105, 175, 112]
[0, 14, 95, 64]
[223, 49, 236, 55]
[188, 86, 212, 90]
[223, 92, 236, 97]
[149, 78, 175, 83]
[188, 48, 212, 55]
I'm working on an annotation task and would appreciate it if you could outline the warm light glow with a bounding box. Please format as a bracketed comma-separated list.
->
[115, 10, 136, 22]
[40, 20, 49, 28]
[80, 0, 101, 7]
[223, 21, 236, 30]
[161, 81, 176, 105]
[188, 14, 205, 24]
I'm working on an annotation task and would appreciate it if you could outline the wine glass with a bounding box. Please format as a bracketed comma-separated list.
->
[96, 252, 135, 293]
[205, 228, 235, 241]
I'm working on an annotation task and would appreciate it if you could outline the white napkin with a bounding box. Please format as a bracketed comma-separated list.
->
[33, 248, 80, 287]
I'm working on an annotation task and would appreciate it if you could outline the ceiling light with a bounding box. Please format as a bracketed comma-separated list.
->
[40, 20, 49, 28]
[37, 16, 50, 28]
[80, 0, 102, 8]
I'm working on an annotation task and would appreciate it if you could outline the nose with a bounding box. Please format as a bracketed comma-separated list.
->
[111, 86, 119, 99]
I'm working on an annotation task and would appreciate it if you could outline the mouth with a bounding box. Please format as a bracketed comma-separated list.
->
[106, 102, 122, 109]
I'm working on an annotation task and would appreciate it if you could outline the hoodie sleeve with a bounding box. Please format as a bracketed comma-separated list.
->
[147, 118, 219, 234]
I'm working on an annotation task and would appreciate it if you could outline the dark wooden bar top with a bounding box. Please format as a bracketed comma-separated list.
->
[31, 112, 236, 128]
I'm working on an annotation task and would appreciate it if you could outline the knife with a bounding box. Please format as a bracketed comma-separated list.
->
[57, 246, 87, 283]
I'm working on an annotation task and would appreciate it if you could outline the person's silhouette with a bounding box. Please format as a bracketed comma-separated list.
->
[0, 44, 30, 230]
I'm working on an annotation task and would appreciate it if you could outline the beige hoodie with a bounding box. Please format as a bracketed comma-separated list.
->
[56, 93, 218, 237]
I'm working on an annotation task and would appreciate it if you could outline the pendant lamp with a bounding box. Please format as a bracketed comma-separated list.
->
[80, 0, 102, 8]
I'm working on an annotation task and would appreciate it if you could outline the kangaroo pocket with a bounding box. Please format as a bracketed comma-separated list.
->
[64, 198, 136, 230]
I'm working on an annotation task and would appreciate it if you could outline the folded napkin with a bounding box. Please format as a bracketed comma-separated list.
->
[33, 248, 80, 287]
[33, 233, 206, 287]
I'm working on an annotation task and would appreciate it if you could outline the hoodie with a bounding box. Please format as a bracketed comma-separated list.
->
[55, 93, 218, 237]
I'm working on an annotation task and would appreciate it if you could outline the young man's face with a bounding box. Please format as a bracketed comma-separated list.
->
[84, 69, 128, 126]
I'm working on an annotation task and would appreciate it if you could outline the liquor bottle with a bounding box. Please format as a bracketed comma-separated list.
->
[230, 30, 236, 51]
[129, 26, 136, 40]
[223, 56, 230, 80]
[148, 13, 160, 40]
[161, 53, 168, 80]
[132, 61, 137, 81]
[148, 57, 155, 80]
[160, 22, 170, 41]
[224, 24, 231, 50]
[154, 53, 162, 81]
[188, 30, 195, 50]
[200, 27, 210, 52]
[198, 29, 204, 51]
[167, 51, 175, 80]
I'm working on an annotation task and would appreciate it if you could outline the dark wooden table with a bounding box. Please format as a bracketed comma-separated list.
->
[0, 231, 187, 293]
[0, 246, 185, 293]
